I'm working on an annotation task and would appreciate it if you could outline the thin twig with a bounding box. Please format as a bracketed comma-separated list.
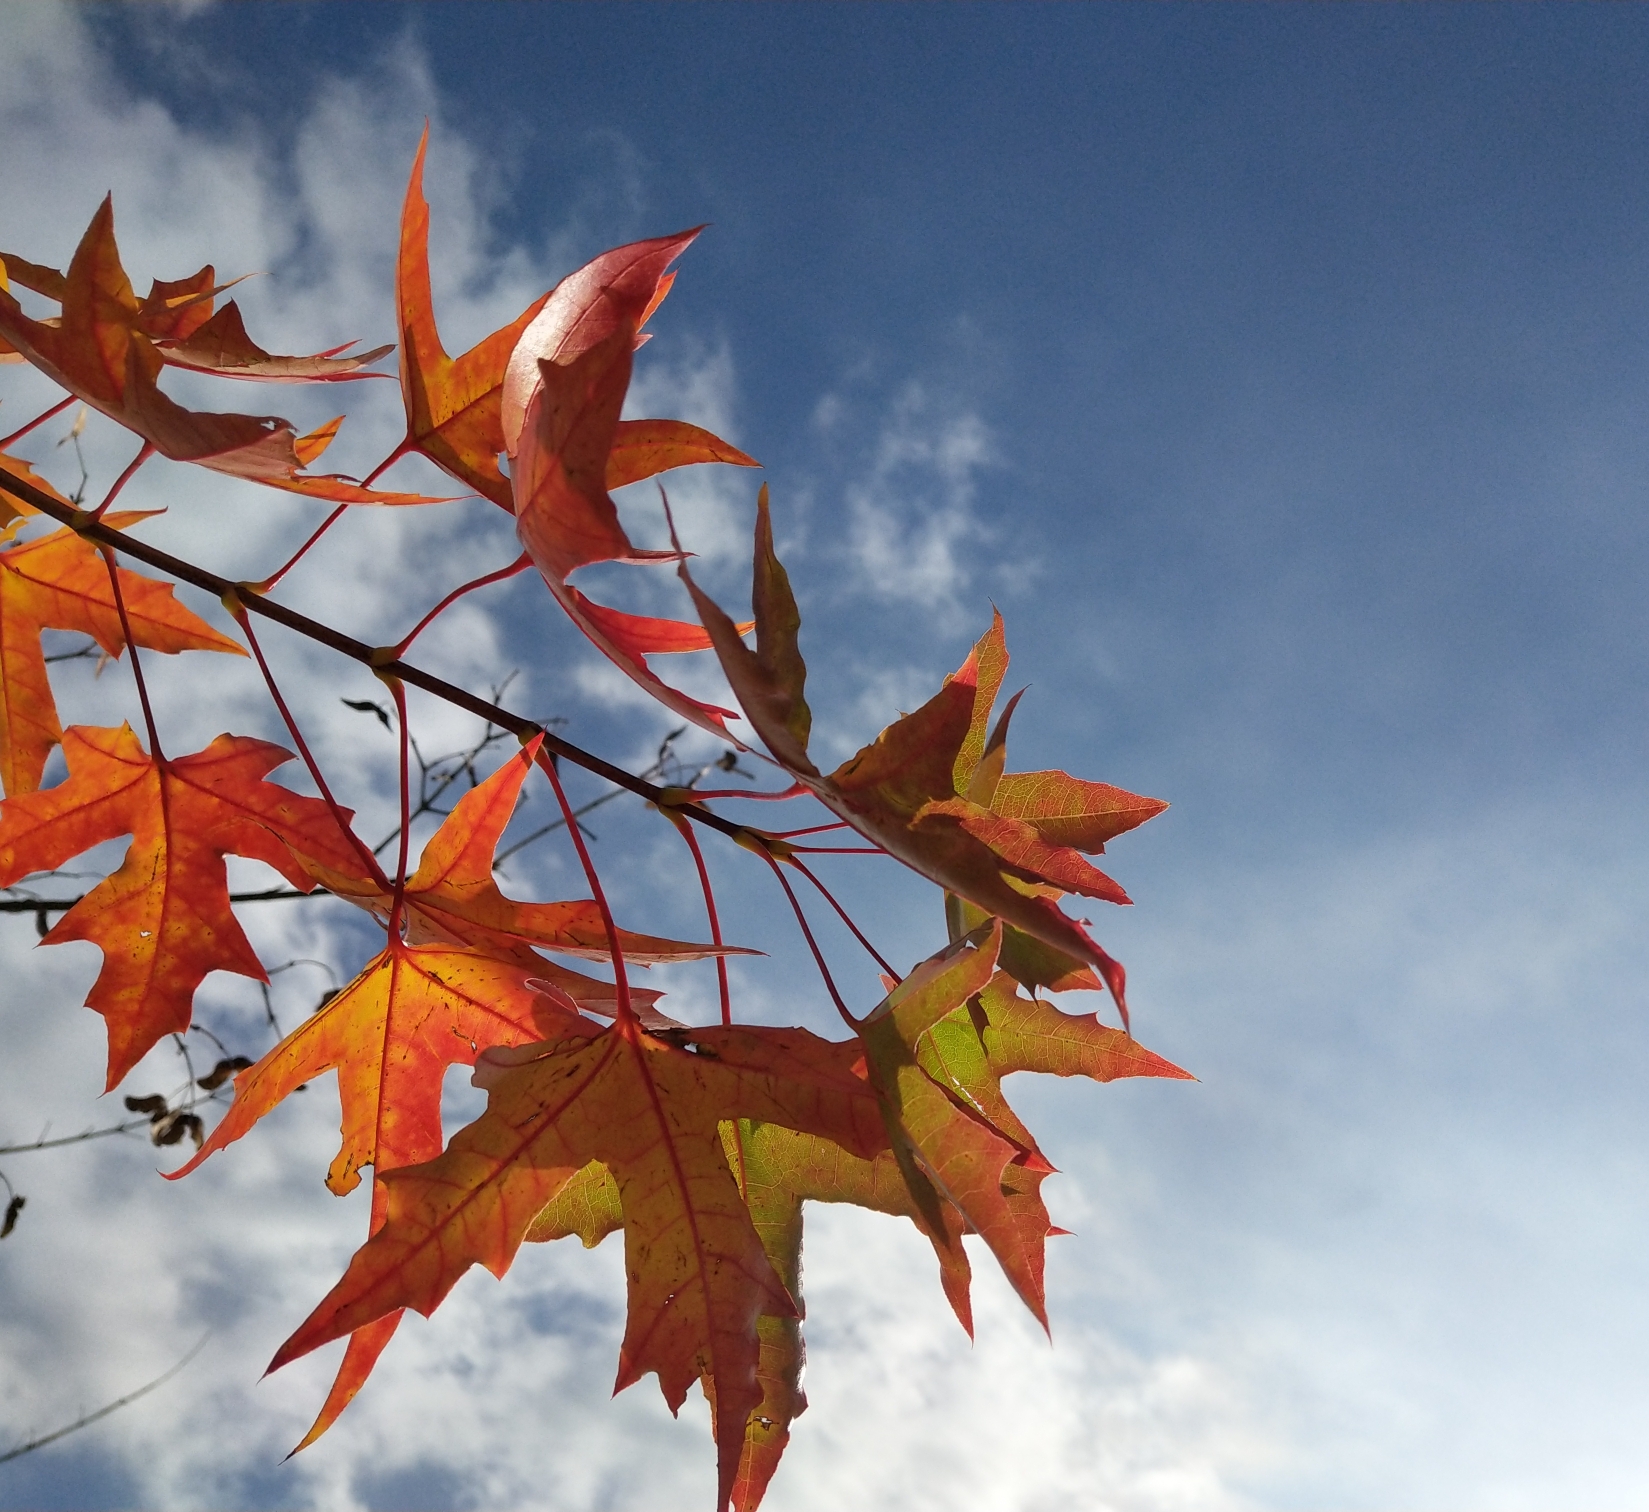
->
[0, 1119, 153, 1156]
[0, 1334, 211, 1465]
[0, 887, 314, 916]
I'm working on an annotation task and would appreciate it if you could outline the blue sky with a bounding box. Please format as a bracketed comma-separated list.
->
[2, 4, 1648, 1509]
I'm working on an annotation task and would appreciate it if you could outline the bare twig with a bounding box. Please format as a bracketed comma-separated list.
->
[0, 886, 315, 918]
[0, 1119, 153, 1156]
[43, 637, 100, 665]
[0, 1334, 210, 1465]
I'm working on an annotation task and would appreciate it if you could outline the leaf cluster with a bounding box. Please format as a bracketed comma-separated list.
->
[0, 129, 1187, 1509]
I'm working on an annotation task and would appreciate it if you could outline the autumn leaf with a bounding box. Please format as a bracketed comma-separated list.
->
[164, 726, 743, 1450]
[171, 940, 589, 1448]
[272, 1018, 885, 1512]
[134, 263, 226, 343]
[0, 724, 353, 1087]
[444, 164, 757, 736]
[0, 510, 243, 796]
[498, 226, 703, 459]
[916, 966, 1194, 1311]
[0, 249, 67, 304]
[713, 1117, 976, 1512]
[679, 492, 1167, 1022]
[520, 1057, 977, 1512]
[174, 942, 584, 1199]
[0, 238, 385, 383]
[0, 443, 64, 533]
[153, 300, 391, 383]
[392, 128, 554, 510]
[852, 923, 1061, 1326]
[0, 248, 240, 343]
[949, 895, 1103, 994]
[0, 200, 437, 504]
[716, 1121, 805, 1512]
[606, 418, 759, 492]
[393, 130, 752, 521]
[512, 324, 746, 738]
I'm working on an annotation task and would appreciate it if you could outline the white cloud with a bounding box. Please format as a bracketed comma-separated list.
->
[621, 335, 759, 573]
[838, 381, 995, 620]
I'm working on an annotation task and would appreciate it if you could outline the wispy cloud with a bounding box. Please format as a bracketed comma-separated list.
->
[823, 380, 996, 622]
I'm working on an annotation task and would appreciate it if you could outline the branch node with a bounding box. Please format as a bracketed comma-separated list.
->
[733, 828, 793, 862]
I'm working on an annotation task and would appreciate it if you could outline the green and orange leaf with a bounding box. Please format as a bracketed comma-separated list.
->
[857, 924, 1056, 1327]
[682, 506, 1166, 1021]
[273, 1019, 884, 1512]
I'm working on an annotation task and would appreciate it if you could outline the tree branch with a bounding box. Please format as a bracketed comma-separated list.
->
[0, 469, 753, 845]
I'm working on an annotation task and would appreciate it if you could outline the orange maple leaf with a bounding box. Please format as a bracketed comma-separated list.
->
[0, 724, 352, 1087]
[0, 202, 438, 504]
[172, 939, 590, 1447]
[0, 437, 72, 528]
[0, 234, 386, 383]
[394, 130, 755, 523]
[390, 130, 767, 718]
[393, 129, 553, 509]
[1, 247, 247, 349]
[680, 488, 1168, 1023]
[512, 322, 752, 738]
[0, 509, 243, 796]
[498, 225, 698, 458]
[271, 1018, 885, 1512]
[153, 300, 392, 383]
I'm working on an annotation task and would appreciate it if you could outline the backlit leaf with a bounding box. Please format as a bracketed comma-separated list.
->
[0, 725, 349, 1087]
[274, 1019, 885, 1512]
[0, 511, 243, 796]
[0, 199, 439, 503]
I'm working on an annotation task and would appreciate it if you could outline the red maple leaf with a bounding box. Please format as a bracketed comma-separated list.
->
[0, 202, 438, 504]
[680, 488, 1167, 1024]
